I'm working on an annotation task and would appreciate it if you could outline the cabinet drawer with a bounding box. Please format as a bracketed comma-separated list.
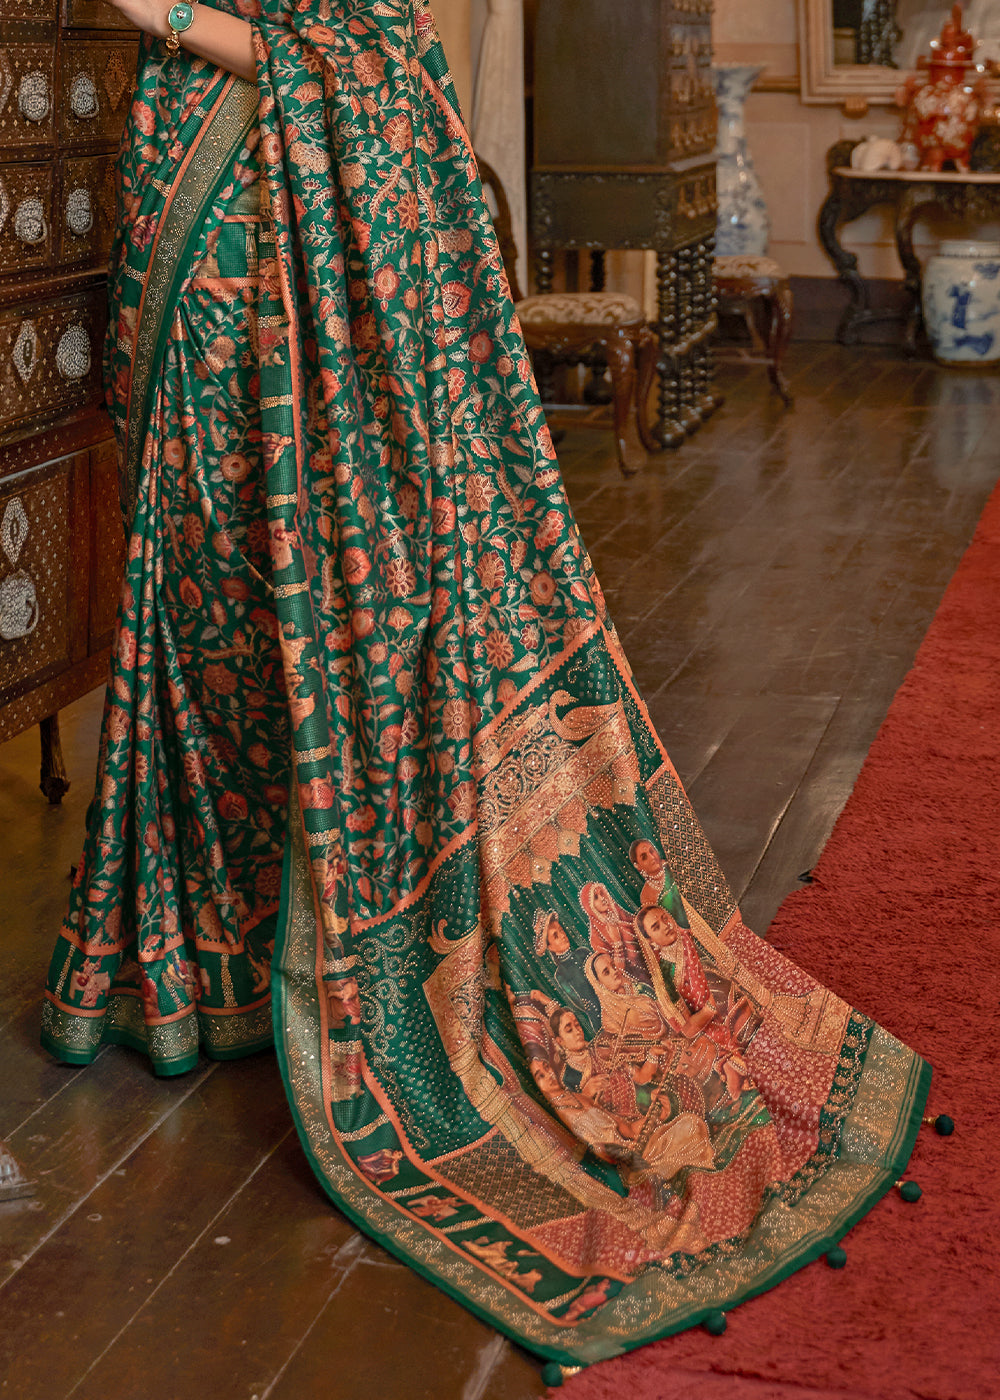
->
[0, 0, 59, 25]
[56, 151, 117, 269]
[0, 160, 54, 274]
[0, 289, 104, 436]
[57, 40, 137, 148]
[65, 0, 135, 28]
[0, 454, 83, 701]
[0, 45, 57, 150]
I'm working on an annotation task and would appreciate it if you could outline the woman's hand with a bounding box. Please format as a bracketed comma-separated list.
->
[104, 0, 258, 83]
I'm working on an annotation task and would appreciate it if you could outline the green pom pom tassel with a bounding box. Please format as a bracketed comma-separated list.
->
[542, 1362, 565, 1388]
[704, 1310, 728, 1335]
[825, 1245, 848, 1269]
[935, 1114, 955, 1136]
[899, 1180, 922, 1203]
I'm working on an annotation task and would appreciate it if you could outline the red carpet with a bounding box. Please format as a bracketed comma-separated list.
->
[558, 481, 1000, 1399]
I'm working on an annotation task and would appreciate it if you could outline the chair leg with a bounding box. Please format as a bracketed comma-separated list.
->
[765, 282, 794, 407]
[603, 330, 646, 477]
[635, 325, 662, 455]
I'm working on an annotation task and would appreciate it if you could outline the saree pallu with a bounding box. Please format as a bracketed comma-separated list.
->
[43, 0, 931, 1371]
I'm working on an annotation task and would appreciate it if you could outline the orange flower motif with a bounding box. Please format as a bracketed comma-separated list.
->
[383, 113, 414, 153]
[535, 510, 564, 550]
[203, 663, 238, 695]
[343, 547, 371, 585]
[447, 367, 466, 402]
[396, 483, 419, 520]
[397, 191, 420, 231]
[484, 630, 514, 668]
[442, 698, 470, 739]
[218, 791, 249, 823]
[468, 331, 493, 364]
[220, 452, 251, 483]
[465, 473, 497, 514]
[476, 550, 505, 590]
[447, 780, 477, 822]
[351, 311, 378, 350]
[529, 571, 556, 607]
[352, 51, 386, 85]
[346, 804, 377, 833]
[373, 265, 401, 303]
[441, 281, 472, 319]
[431, 498, 456, 535]
[379, 725, 402, 761]
[385, 556, 417, 598]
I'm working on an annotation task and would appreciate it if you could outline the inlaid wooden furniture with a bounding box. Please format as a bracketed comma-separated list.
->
[0, 1, 135, 800]
[531, 0, 720, 449]
[819, 138, 1000, 348]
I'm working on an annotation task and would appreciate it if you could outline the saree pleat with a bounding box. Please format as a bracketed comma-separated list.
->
[43, 0, 929, 1367]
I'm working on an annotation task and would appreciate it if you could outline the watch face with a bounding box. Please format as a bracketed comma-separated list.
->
[168, 2, 195, 30]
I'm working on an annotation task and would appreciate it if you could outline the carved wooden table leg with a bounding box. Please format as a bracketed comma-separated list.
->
[39, 713, 70, 805]
[895, 186, 934, 354]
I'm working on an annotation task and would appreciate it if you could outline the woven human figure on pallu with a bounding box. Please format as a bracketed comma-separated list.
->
[42, 0, 929, 1374]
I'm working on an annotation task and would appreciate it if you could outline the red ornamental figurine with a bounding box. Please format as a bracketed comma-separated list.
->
[895, 4, 987, 171]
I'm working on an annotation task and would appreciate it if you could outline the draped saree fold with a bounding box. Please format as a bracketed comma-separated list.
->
[42, 0, 930, 1370]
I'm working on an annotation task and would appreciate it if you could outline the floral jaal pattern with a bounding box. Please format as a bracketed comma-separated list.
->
[43, 0, 929, 1365]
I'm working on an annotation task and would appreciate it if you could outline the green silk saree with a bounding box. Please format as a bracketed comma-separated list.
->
[42, 0, 929, 1372]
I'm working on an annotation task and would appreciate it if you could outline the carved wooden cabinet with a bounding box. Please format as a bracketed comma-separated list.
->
[0, 0, 135, 799]
[531, 0, 719, 445]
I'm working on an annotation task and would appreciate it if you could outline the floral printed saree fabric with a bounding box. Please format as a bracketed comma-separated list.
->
[42, 0, 930, 1370]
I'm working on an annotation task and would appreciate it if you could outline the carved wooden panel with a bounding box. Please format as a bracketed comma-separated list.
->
[0, 159, 54, 274]
[57, 40, 136, 146]
[0, 288, 104, 434]
[0, 455, 77, 700]
[55, 151, 117, 267]
[0, 45, 58, 149]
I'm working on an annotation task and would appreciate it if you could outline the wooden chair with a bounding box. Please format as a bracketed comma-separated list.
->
[477, 156, 659, 476]
[712, 254, 794, 406]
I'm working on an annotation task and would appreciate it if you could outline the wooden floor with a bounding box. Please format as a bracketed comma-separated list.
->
[1, 344, 998, 1400]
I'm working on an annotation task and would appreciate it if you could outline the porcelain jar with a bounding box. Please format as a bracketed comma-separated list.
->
[713, 64, 770, 257]
[922, 240, 1000, 364]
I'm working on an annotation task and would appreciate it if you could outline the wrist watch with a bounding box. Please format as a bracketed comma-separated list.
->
[165, 2, 196, 55]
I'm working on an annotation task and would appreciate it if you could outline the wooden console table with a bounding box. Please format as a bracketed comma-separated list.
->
[819, 139, 1000, 349]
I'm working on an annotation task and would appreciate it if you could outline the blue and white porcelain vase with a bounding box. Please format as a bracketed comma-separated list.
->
[714, 64, 770, 257]
[922, 241, 1000, 365]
